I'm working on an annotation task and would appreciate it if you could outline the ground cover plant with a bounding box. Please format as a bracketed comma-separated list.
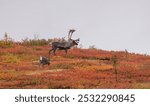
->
[0, 41, 150, 89]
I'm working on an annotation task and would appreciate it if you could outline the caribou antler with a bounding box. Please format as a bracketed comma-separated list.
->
[68, 29, 76, 40]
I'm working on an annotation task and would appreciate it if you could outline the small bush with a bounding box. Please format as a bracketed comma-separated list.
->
[0, 40, 14, 48]
[22, 38, 54, 46]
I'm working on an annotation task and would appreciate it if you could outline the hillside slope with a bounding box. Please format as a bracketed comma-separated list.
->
[0, 45, 150, 89]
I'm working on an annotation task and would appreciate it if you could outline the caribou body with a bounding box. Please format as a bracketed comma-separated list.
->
[49, 38, 79, 55]
[49, 29, 79, 55]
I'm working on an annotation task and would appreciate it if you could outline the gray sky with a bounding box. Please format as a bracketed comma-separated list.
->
[0, 0, 150, 54]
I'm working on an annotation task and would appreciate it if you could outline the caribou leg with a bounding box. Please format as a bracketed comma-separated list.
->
[49, 49, 53, 55]
[53, 48, 57, 55]
[49, 47, 57, 55]
[65, 49, 68, 54]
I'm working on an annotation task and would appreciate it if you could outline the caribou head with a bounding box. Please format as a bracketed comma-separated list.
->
[68, 38, 79, 45]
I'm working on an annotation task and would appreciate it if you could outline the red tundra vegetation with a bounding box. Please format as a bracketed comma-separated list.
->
[0, 43, 150, 89]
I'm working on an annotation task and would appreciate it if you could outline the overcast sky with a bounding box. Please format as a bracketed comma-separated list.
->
[0, 0, 150, 54]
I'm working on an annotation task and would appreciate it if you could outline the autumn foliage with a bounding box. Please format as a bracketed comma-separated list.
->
[0, 42, 150, 89]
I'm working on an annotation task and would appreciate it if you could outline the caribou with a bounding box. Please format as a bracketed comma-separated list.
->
[49, 29, 79, 55]
[39, 56, 50, 66]
[32, 56, 50, 68]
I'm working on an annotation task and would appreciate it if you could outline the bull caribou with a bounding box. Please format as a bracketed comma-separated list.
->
[49, 29, 79, 55]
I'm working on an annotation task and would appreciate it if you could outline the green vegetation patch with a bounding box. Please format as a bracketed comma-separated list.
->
[3, 54, 20, 63]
